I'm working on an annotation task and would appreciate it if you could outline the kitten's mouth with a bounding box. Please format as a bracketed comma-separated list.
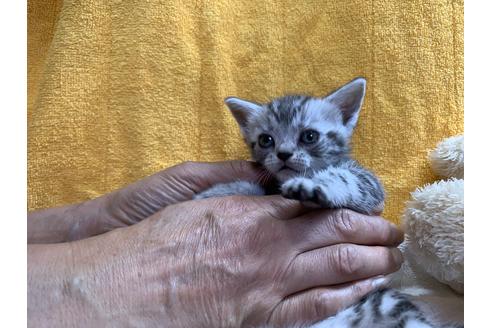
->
[278, 165, 298, 173]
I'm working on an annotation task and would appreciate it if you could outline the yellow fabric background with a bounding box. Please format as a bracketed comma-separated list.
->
[28, 0, 463, 223]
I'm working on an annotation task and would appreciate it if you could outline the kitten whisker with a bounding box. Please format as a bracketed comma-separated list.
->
[256, 169, 273, 187]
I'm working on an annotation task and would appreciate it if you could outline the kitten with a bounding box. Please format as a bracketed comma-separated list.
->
[196, 78, 459, 328]
[195, 77, 384, 215]
[311, 288, 463, 328]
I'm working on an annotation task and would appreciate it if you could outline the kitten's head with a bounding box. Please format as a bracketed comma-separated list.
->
[225, 78, 366, 182]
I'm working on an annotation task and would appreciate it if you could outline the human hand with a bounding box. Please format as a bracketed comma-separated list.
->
[28, 161, 267, 243]
[28, 195, 403, 327]
[100, 160, 268, 227]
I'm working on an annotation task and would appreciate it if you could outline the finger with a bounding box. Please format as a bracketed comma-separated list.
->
[285, 208, 404, 252]
[284, 244, 402, 294]
[175, 160, 273, 192]
[108, 160, 269, 209]
[268, 276, 389, 328]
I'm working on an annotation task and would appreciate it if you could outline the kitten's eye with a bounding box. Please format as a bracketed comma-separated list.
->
[258, 134, 275, 148]
[300, 130, 319, 144]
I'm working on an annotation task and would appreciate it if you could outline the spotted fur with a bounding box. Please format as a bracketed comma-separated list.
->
[311, 289, 463, 328]
[195, 77, 384, 214]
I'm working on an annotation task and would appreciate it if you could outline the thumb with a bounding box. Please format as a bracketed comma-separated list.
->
[170, 160, 272, 192]
[102, 161, 271, 224]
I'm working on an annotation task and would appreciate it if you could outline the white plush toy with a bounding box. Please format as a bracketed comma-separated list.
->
[390, 134, 464, 325]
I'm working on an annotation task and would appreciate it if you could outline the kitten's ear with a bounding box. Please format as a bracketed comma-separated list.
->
[224, 97, 263, 130]
[324, 77, 366, 132]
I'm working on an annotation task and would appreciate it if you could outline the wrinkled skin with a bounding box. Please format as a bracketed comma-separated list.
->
[28, 161, 403, 327]
[28, 161, 269, 243]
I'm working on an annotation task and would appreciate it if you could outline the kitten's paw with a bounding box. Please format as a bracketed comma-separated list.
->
[281, 177, 333, 206]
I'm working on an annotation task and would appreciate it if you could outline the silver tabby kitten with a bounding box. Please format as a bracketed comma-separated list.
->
[196, 78, 459, 328]
[196, 78, 384, 214]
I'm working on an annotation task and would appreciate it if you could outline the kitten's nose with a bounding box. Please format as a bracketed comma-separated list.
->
[277, 152, 293, 161]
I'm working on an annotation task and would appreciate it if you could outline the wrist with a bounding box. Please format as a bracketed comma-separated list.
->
[27, 242, 100, 327]
[28, 227, 142, 327]
[35, 223, 170, 326]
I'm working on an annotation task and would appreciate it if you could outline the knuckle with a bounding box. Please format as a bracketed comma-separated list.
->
[240, 212, 286, 252]
[350, 282, 367, 298]
[313, 294, 331, 319]
[332, 208, 358, 238]
[265, 199, 290, 221]
[335, 245, 361, 276]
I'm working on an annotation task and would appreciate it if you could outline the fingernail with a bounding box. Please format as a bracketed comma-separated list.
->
[371, 276, 389, 289]
[392, 223, 405, 242]
[391, 248, 403, 264]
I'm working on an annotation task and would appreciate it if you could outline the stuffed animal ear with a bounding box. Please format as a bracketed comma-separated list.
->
[429, 134, 464, 179]
[224, 97, 263, 130]
[324, 77, 366, 133]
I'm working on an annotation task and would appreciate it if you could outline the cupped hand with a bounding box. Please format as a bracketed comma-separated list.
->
[33, 195, 403, 327]
[28, 161, 269, 243]
[100, 160, 269, 227]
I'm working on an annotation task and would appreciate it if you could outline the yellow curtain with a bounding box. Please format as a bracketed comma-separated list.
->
[28, 0, 463, 223]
